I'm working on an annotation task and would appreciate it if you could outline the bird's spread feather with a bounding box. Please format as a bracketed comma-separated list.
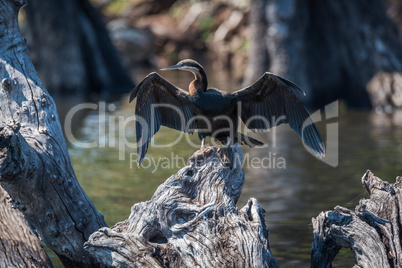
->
[130, 72, 199, 165]
[230, 72, 325, 157]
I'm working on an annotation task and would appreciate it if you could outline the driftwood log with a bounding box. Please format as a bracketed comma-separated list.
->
[311, 170, 402, 267]
[85, 146, 279, 267]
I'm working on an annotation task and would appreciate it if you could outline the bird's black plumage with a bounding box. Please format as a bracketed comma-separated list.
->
[129, 72, 200, 164]
[130, 59, 325, 165]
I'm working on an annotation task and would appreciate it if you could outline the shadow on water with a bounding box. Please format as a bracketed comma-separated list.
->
[57, 69, 402, 267]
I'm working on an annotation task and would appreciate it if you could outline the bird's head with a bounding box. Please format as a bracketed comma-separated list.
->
[161, 59, 207, 86]
[161, 59, 203, 73]
[161, 59, 208, 92]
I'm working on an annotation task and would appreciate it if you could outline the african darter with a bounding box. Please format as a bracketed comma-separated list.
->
[130, 59, 325, 165]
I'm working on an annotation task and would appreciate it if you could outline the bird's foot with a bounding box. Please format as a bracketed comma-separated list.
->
[225, 137, 231, 149]
[191, 147, 214, 164]
[200, 138, 205, 150]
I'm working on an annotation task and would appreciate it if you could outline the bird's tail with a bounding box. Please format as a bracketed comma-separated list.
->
[236, 132, 264, 147]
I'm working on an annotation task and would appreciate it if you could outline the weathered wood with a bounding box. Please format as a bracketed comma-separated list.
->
[0, 0, 107, 266]
[311, 170, 402, 267]
[85, 146, 279, 268]
[0, 186, 52, 267]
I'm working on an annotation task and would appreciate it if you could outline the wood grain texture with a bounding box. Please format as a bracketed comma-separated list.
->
[0, 0, 107, 266]
[85, 146, 279, 268]
[0, 186, 52, 267]
[311, 170, 402, 268]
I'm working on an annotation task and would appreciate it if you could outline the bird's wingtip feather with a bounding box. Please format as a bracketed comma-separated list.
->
[129, 91, 136, 103]
[129, 75, 149, 103]
[316, 141, 326, 158]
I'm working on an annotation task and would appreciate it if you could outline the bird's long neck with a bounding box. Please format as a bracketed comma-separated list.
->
[188, 68, 208, 96]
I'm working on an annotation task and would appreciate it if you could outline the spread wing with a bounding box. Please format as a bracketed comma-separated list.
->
[230, 73, 325, 157]
[129, 72, 199, 165]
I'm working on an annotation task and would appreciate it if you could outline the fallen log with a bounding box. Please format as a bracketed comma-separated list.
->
[85, 146, 279, 267]
[311, 170, 402, 268]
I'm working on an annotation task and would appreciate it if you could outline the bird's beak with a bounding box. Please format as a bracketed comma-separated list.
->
[160, 64, 181, 71]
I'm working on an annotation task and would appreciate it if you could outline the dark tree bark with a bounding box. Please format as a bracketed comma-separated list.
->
[85, 146, 279, 268]
[0, 187, 52, 267]
[245, 0, 402, 109]
[24, 0, 134, 98]
[243, 0, 269, 86]
[0, 0, 107, 266]
[311, 170, 402, 267]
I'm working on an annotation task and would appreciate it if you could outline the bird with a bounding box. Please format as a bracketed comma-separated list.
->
[129, 59, 325, 165]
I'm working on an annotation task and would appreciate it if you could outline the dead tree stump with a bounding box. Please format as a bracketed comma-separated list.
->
[311, 170, 402, 267]
[85, 146, 279, 268]
[0, 0, 107, 266]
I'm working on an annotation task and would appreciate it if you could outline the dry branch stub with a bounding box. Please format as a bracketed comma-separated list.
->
[311, 170, 402, 268]
[85, 146, 279, 268]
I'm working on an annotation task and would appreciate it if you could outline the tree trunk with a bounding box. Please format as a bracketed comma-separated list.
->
[24, 0, 134, 98]
[245, 0, 402, 109]
[0, 0, 107, 266]
[311, 170, 402, 267]
[0, 186, 52, 267]
[85, 146, 279, 268]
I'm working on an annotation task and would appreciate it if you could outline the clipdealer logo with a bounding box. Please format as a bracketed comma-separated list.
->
[64, 100, 339, 168]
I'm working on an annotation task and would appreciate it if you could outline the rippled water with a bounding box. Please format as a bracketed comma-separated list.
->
[56, 71, 402, 267]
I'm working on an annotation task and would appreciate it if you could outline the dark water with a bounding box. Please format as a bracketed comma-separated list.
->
[56, 71, 402, 267]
